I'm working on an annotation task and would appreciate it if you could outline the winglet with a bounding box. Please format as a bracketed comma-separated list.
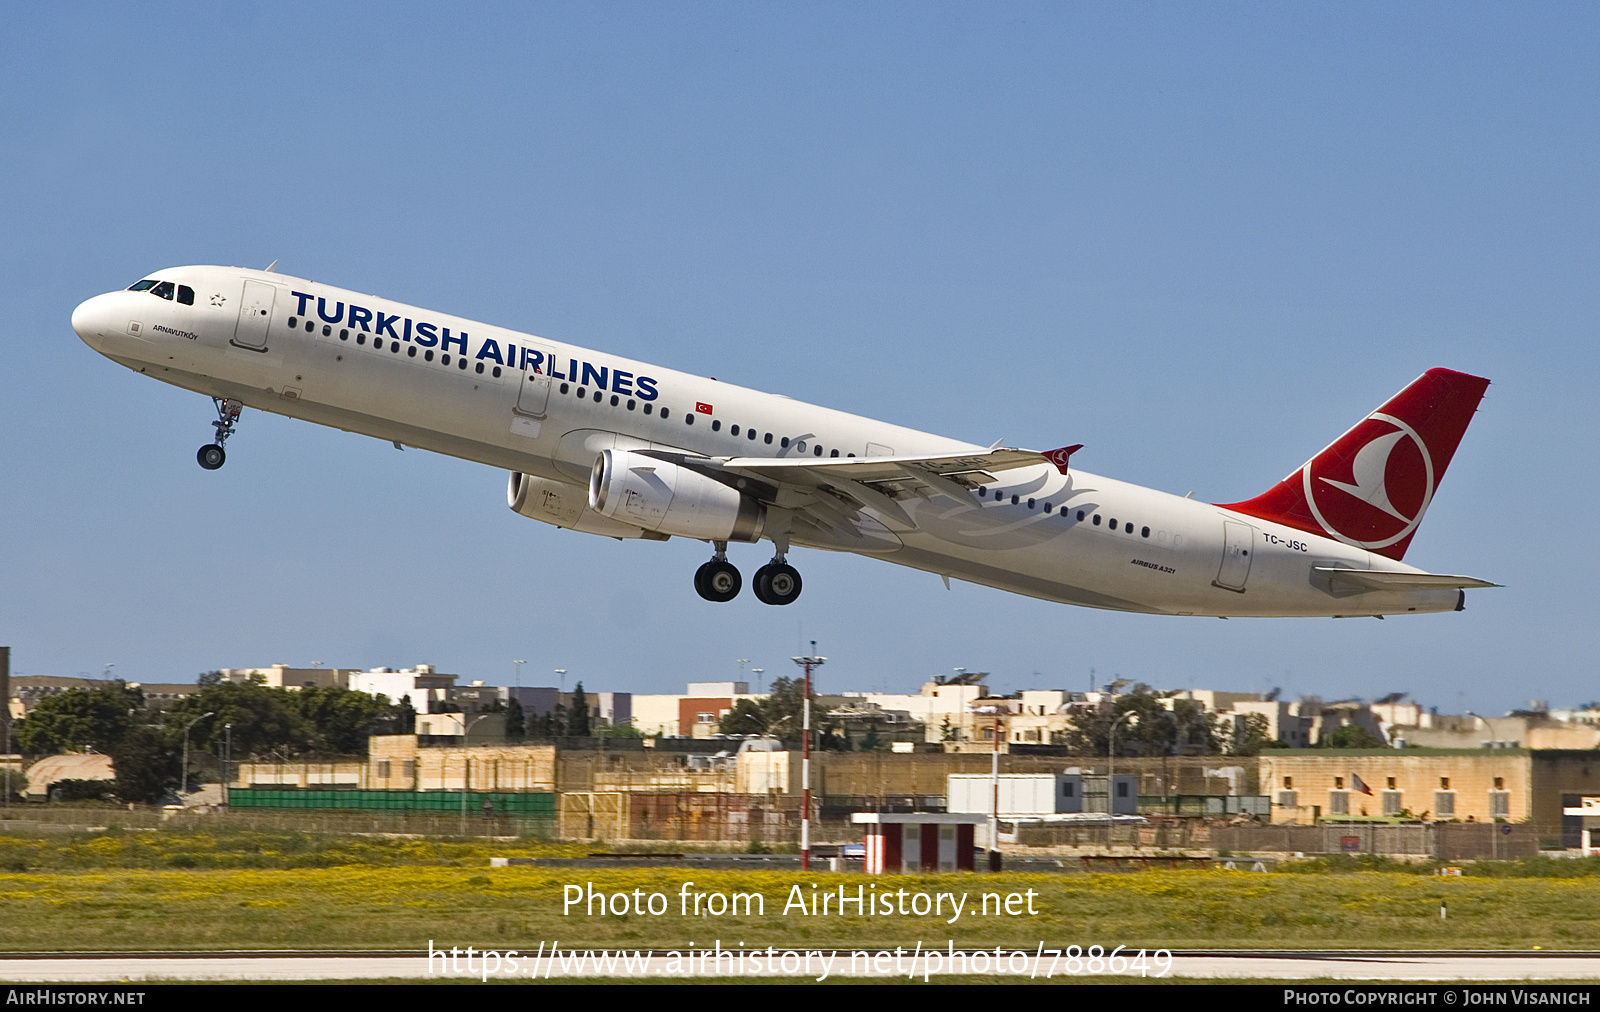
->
[1041, 444, 1084, 475]
[263, 259, 279, 273]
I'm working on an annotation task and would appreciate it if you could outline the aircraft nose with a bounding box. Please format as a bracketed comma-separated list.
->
[71, 293, 115, 344]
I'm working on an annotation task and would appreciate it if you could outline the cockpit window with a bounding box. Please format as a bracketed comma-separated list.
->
[127, 279, 158, 292]
[177, 285, 195, 305]
[150, 281, 175, 300]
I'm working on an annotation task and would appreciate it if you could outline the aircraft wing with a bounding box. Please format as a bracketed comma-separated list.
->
[1312, 568, 1501, 591]
[715, 446, 1077, 530]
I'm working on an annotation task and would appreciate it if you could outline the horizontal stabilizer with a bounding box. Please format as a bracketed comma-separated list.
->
[1313, 567, 1500, 591]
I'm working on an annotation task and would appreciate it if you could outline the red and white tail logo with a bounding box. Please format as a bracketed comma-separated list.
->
[1216, 368, 1489, 560]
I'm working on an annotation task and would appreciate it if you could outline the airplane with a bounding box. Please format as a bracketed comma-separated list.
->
[71, 264, 1497, 617]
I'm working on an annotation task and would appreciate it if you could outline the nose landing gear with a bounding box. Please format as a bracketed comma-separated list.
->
[197, 397, 243, 470]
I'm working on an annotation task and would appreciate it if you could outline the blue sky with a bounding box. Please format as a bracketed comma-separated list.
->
[1, 4, 1594, 712]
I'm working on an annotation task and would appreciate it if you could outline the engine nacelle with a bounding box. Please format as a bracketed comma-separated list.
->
[588, 449, 765, 542]
[508, 472, 667, 540]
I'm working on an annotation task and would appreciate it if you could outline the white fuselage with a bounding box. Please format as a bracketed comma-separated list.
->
[72, 265, 1461, 618]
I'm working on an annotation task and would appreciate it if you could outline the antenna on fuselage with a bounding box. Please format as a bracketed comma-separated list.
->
[263, 259, 279, 273]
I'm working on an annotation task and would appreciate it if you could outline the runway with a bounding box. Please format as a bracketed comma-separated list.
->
[2, 949, 1599, 982]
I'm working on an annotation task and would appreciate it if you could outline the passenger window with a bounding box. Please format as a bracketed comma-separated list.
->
[424, 350, 434, 361]
[305, 320, 314, 332]
[1092, 514, 1101, 525]
[730, 425, 740, 436]
[813, 445, 823, 456]
[712, 420, 721, 431]
[177, 285, 195, 305]
[127, 280, 158, 292]
[1044, 502, 1052, 512]
[442, 353, 451, 365]
[1141, 526, 1150, 538]
[780, 437, 789, 448]
[592, 390, 601, 401]
[356, 334, 366, 345]
[1011, 495, 1019, 505]
[494, 366, 502, 377]
[374, 339, 384, 351]
[685, 413, 694, 424]
[322, 325, 331, 336]
[627, 399, 636, 411]
[830, 449, 839, 457]
[151, 281, 175, 300]
[610, 394, 618, 406]
[1125, 522, 1133, 534]
[340, 329, 349, 340]
[577, 387, 586, 397]
[1109, 518, 1118, 530]
[764, 433, 773, 444]
[748, 429, 757, 440]
[1077, 510, 1085, 521]
[408, 346, 416, 358]
[458, 358, 467, 370]
[644, 404, 654, 415]
[559, 382, 568, 393]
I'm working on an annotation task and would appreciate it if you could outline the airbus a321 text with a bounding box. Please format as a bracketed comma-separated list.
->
[72, 265, 1498, 617]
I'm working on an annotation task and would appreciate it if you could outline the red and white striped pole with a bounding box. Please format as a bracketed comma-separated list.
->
[792, 644, 825, 871]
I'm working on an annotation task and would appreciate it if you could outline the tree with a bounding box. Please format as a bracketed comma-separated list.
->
[1323, 724, 1384, 749]
[197, 671, 224, 686]
[111, 725, 180, 803]
[394, 694, 418, 737]
[14, 681, 144, 754]
[505, 697, 525, 740]
[1063, 684, 1221, 757]
[567, 684, 591, 737]
[164, 682, 307, 759]
[1223, 712, 1275, 756]
[717, 699, 768, 736]
[287, 687, 393, 754]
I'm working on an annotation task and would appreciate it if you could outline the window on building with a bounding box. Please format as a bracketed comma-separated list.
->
[1434, 791, 1455, 817]
[1334, 776, 1345, 789]
[377, 761, 392, 778]
[1328, 791, 1349, 815]
[1278, 790, 1298, 808]
[1490, 791, 1511, 818]
[1386, 777, 1397, 789]
[1493, 777, 1504, 790]
[1440, 777, 1450, 789]
[1283, 776, 1293, 789]
[1382, 790, 1403, 816]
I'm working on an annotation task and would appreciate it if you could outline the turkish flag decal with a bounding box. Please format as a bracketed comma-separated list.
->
[696, 402, 714, 415]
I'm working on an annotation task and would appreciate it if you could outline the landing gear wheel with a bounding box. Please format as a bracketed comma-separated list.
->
[694, 560, 742, 602]
[197, 444, 226, 470]
[753, 563, 802, 606]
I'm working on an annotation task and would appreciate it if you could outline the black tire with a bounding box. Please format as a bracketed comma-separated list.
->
[197, 444, 226, 470]
[753, 563, 802, 605]
[694, 560, 741, 602]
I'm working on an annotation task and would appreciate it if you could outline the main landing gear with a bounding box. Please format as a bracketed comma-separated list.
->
[197, 397, 243, 470]
[693, 541, 803, 606]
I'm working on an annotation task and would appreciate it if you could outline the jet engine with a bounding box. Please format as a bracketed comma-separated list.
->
[508, 471, 666, 540]
[588, 449, 765, 542]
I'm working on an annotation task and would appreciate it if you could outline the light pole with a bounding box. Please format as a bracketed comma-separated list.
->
[513, 660, 525, 688]
[460, 713, 494, 836]
[791, 643, 825, 871]
[180, 711, 215, 800]
[221, 723, 233, 808]
[751, 669, 764, 693]
[555, 669, 567, 693]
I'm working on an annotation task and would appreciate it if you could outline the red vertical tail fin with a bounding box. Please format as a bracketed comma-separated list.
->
[1216, 368, 1489, 561]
